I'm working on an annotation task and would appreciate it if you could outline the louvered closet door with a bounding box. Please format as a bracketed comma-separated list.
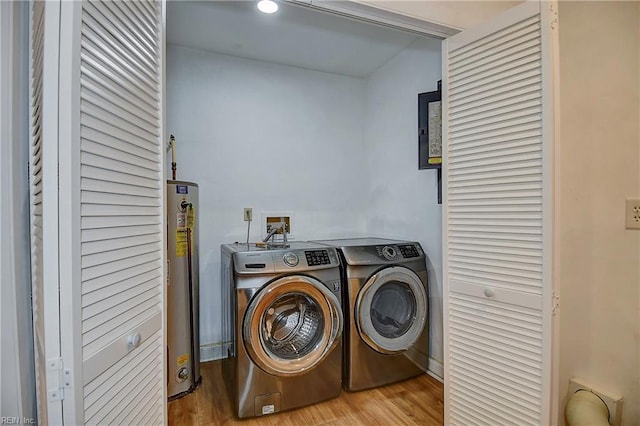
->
[30, 0, 45, 415]
[29, 1, 63, 423]
[442, 2, 555, 424]
[56, 0, 166, 424]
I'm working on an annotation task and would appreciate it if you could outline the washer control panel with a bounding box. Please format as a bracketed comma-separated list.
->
[232, 245, 340, 274]
[305, 249, 331, 266]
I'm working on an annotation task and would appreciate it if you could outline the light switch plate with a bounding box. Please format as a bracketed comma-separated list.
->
[625, 198, 640, 230]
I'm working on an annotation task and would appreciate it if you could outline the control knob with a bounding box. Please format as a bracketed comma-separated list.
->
[283, 252, 299, 267]
[382, 246, 397, 260]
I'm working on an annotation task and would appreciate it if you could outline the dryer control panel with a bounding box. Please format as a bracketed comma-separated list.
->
[313, 238, 425, 267]
[398, 244, 420, 258]
[373, 243, 423, 262]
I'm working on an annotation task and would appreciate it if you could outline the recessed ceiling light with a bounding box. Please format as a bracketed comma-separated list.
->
[257, 0, 278, 14]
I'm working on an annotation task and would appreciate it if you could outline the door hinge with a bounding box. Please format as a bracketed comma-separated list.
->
[47, 358, 72, 402]
[549, 3, 559, 30]
[552, 292, 560, 316]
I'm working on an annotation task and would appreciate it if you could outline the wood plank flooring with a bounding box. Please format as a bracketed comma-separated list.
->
[169, 360, 444, 425]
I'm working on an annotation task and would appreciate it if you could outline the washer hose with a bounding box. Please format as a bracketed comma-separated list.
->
[565, 390, 609, 426]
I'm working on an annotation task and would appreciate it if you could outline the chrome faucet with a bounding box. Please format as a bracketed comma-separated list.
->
[262, 221, 288, 248]
[262, 225, 280, 243]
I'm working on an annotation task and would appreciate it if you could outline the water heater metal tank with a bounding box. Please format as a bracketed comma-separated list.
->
[166, 180, 201, 400]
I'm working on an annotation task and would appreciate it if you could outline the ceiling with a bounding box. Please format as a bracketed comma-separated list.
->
[166, 1, 421, 77]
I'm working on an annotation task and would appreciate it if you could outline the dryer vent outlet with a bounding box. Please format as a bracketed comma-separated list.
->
[568, 378, 623, 426]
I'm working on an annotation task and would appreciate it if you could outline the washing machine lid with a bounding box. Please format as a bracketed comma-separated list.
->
[243, 275, 343, 377]
[356, 266, 428, 355]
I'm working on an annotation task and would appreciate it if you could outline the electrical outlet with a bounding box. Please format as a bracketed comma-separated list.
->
[243, 208, 253, 222]
[625, 198, 640, 230]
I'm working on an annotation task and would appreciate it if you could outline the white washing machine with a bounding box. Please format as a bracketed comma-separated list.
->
[313, 238, 430, 391]
[220, 242, 343, 418]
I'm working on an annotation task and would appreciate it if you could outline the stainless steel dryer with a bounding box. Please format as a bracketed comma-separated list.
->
[220, 242, 343, 418]
[313, 238, 430, 391]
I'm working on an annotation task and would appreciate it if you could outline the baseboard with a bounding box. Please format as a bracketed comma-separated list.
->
[200, 342, 231, 362]
[427, 358, 444, 383]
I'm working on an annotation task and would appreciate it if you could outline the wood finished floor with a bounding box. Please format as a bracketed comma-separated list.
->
[169, 360, 444, 425]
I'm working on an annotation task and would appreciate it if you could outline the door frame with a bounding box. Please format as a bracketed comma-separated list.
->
[9, 0, 560, 423]
[285, 0, 460, 39]
[1, 0, 36, 420]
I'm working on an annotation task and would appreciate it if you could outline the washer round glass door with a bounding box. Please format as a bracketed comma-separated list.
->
[356, 266, 427, 355]
[243, 275, 343, 376]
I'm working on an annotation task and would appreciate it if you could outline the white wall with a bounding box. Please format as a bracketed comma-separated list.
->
[557, 2, 640, 424]
[0, 0, 35, 420]
[167, 45, 370, 351]
[363, 37, 443, 373]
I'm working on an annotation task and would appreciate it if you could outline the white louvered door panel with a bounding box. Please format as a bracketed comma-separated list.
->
[30, 0, 65, 423]
[442, 2, 555, 424]
[79, 1, 164, 423]
[56, 0, 166, 424]
[29, 0, 47, 421]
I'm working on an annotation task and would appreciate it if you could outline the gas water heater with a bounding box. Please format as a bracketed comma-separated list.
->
[167, 180, 201, 400]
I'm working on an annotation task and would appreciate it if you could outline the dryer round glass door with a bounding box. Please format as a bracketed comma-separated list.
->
[355, 266, 428, 355]
[243, 275, 343, 377]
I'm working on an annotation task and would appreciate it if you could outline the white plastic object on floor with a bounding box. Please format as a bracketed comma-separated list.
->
[565, 390, 609, 426]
